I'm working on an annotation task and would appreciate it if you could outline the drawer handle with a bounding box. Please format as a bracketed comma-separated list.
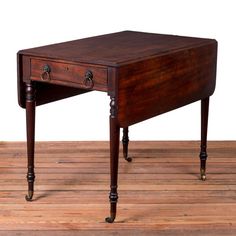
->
[41, 64, 51, 81]
[84, 70, 94, 89]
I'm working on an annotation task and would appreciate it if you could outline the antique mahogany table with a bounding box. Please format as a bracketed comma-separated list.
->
[17, 31, 217, 223]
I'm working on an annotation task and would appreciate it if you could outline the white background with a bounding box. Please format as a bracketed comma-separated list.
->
[0, 0, 235, 141]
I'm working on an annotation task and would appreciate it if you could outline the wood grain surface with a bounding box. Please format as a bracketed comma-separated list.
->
[117, 43, 216, 126]
[18, 31, 214, 66]
[18, 31, 217, 109]
[0, 141, 235, 235]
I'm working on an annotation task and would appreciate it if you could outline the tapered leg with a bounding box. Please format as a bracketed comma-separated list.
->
[199, 97, 209, 181]
[25, 82, 36, 201]
[122, 127, 132, 162]
[105, 97, 120, 223]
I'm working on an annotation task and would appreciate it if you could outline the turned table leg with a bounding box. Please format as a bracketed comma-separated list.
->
[25, 82, 36, 201]
[199, 97, 209, 181]
[105, 97, 120, 223]
[122, 127, 132, 162]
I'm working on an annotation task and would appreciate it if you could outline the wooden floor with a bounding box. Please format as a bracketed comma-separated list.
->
[0, 141, 236, 235]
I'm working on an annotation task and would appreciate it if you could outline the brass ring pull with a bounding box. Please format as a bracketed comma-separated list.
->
[41, 65, 51, 81]
[84, 70, 94, 89]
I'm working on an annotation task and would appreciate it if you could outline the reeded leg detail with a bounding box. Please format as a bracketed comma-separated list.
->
[122, 127, 132, 162]
[199, 97, 209, 181]
[25, 82, 36, 201]
[105, 97, 120, 223]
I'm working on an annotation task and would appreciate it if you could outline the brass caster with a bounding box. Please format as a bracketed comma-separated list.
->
[105, 216, 115, 223]
[200, 169, 206, 181]
[125, 156, 132, 162]
[105, 212, 116, 223]
[25, 191, 34, 201]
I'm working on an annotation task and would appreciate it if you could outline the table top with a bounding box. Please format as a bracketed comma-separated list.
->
[18, 31, 217, 125]
[19, 31, 214, 67]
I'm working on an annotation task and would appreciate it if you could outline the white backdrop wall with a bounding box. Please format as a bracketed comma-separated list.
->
[0, 0, 235, 141]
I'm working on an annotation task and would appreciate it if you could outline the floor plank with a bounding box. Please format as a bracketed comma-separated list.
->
[0, 141, 236, 235]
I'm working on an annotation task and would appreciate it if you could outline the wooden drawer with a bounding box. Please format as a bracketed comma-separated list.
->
[30, 58, 108, 91]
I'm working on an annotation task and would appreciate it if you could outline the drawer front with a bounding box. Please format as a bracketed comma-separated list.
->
[30, 58, 108, 91]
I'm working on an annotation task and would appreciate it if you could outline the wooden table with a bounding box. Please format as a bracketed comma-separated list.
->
[17, 31, 217, 223]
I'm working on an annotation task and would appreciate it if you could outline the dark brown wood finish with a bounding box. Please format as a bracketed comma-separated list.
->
[18, 31, 216, 66]
[200, 97, 210, 181]
[117, 42, 217, 127]
[30, 58, 108, 91]
[105, 97, 120, 223]
[17, 31, 217, 223]
[122, 127, 132, 162]
[25, 82, 36, 201]
[105, 67, 120, 223]
[17, 55, 90, 108]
